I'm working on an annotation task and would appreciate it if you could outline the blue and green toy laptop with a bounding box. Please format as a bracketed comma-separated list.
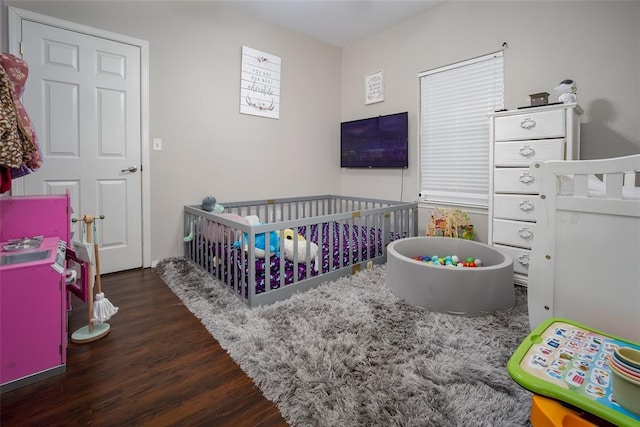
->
[508, 317, 640, 427]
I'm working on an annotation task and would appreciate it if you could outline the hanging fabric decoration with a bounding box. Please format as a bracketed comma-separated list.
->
[0, 52, 42, 193]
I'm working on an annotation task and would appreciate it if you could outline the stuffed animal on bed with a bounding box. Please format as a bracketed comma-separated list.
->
[201, 196, 224, 213]
[278, 228, 319, 263]
[206, 213, 247, 243]
[233, 215, 280, 258]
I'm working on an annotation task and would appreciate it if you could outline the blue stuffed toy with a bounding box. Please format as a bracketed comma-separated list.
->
[233, 215, 279, 258]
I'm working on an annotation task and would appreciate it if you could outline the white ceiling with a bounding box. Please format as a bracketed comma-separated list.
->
[226, 0, 446, 47]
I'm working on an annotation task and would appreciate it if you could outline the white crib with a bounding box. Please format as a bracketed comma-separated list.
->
[527, 154, 640, 342]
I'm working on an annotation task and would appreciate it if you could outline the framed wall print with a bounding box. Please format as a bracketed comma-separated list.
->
[240, 46, 281, 119]
[365, 70, 384, 105]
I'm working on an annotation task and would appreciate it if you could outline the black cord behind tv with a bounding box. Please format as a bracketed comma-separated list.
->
[340, 111, 408, 168]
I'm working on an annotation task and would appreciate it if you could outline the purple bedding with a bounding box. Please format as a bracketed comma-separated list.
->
[201, 222, 401, 295]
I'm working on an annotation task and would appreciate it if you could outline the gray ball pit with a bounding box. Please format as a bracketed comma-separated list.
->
[386, 237, 515, 316]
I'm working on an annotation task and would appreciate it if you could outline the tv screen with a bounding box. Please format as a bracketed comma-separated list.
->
[340, 112, 408, 168]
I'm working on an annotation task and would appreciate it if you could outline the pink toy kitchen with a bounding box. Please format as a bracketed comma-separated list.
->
[0, 193, 87, 393]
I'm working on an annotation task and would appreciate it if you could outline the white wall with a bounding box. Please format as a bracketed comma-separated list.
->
[341, 1, 640, 240]
[3, 1, 342, 262]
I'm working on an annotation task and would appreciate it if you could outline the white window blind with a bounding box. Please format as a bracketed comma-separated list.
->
[419, 51, 504, 206]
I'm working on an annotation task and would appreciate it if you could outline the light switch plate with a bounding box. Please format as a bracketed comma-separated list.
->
[153, 138, 162, 151]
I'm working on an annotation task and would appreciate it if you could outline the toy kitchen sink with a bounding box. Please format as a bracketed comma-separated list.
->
[1, 237, 51, 266]
[1, 249, 51, 265]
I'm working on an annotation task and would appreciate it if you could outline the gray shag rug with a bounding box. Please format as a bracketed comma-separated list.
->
[155, 258, 533, 426]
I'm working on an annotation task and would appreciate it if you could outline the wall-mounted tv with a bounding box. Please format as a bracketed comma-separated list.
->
[340, 112, 408, 168]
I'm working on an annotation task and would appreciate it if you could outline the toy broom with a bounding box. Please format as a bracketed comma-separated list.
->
[70, 214, 117, 343]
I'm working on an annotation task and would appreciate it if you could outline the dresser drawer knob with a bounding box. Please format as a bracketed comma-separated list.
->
[520, 117, 536, 129]
[519, 171, 534, 184]
[518, 226, 534, 239]
[517, 253, 530, 265]
[519, 200, 534, 211]
[519, 145, 536, 157]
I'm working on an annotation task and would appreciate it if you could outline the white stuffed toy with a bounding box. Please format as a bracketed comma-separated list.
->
[279, 228, 319, 269]
[554, 79, 577, 104]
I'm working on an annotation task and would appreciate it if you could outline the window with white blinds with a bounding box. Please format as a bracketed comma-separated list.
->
[419, 51, 504, 206]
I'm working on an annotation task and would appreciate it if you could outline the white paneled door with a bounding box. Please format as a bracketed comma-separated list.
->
[16, 18, 143, 274]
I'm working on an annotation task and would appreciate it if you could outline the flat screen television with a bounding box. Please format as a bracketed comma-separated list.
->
[340, 112, 408, 168]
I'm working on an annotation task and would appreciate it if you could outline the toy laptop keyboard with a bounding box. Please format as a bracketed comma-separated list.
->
[508, 318, 640, 427]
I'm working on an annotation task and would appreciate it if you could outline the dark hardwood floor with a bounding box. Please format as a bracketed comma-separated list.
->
[1, 267, 289, 426]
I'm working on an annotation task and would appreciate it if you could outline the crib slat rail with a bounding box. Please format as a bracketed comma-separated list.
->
[534, 155, 640, 217]
[529, 154, 640, 342]
[184, 195, 418, 307]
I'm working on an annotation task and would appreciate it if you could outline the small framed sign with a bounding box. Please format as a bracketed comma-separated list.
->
[365, 70, 384, 105]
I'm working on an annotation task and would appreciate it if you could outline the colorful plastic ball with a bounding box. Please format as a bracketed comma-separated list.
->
[452, 255, 459, 263]
[466, 257, 474, 263]
[474, 258, 482, 266]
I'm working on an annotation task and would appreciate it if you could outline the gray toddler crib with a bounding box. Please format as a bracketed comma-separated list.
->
[184, 195, 418, 306]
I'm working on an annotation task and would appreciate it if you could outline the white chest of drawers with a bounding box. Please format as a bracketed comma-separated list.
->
[489, 104, 582, 286]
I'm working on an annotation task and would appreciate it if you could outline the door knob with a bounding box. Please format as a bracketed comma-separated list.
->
[121, 166, 138, 173]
